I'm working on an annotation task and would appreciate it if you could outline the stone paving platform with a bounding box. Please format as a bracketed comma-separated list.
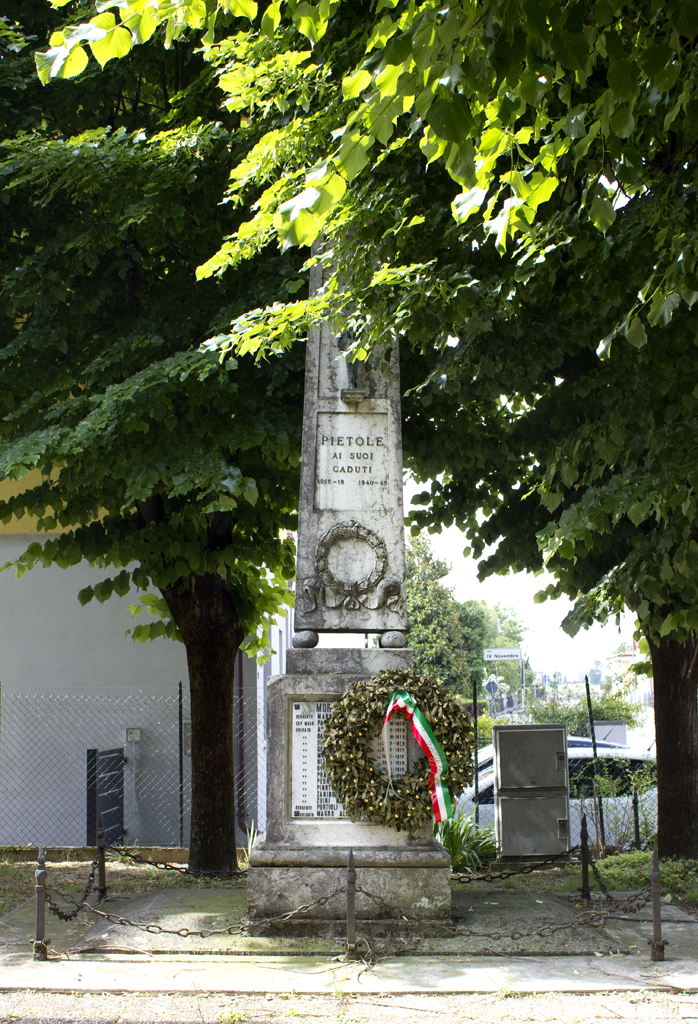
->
[2, 886, 698, 994]
[1, 950, 698, 995]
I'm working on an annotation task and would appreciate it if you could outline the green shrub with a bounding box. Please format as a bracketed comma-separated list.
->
[565, 851, 698, 900]
[528, 691, 644, 737]
[435, 812, 498, 871]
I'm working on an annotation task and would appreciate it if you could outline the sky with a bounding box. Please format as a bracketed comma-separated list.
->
[424, 521, 635, 681]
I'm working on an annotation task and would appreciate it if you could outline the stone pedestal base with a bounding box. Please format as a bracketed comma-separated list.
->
[250, 649, 453, 937]
[248, 844, 451, 936]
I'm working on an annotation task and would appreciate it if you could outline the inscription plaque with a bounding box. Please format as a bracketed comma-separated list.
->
[290, 701, 409, 819]
[314, 411, 390, 511]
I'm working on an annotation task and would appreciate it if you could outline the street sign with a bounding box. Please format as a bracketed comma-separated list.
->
[485, 679, 498, 695]
[484, 647, 522, 661]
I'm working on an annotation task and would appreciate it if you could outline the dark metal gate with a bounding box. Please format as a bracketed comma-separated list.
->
[86, 748, 125, 845]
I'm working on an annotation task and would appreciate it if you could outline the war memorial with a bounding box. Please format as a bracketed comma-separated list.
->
[246, 258, 456, 935]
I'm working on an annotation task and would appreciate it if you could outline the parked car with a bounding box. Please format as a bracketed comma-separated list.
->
[456, 736, 656, 848]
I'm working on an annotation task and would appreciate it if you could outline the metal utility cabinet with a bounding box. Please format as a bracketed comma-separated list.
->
[493, 724, 570, 859]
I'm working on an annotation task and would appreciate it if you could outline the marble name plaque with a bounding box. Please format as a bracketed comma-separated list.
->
[314, 411, 389, 511]
[290, 700, 408, 820]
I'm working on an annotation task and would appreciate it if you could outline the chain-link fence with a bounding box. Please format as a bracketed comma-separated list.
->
[0, 683, 266, 848]
[1, 677, 656, 857]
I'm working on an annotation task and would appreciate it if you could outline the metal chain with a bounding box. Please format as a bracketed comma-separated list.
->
[106, 847, 247, 879]
[590, 856, 612, 897]
[357, 884, 651, 943]
[43, 858, 99, 922]
[45, 885, 345, 937]
[452, 845, 581, 884]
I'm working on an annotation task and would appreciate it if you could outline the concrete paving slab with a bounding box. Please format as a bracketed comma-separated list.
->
[3, 887, 697, 958]
[0, 951, 698, 994]
[3, 884, 698, 996]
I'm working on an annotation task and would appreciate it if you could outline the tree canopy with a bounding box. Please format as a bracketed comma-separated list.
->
[405, 535, 532, 698]
[0, 4, 308, 870]
[1, 3, 307, 652]
[39, 0, 698, 648]
[405, 534, 470, 689]
[18, 0, 698, 856]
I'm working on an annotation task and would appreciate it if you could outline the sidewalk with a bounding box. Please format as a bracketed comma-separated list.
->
[1, 885, 698, 993]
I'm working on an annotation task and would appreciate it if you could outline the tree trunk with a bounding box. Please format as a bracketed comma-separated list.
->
[163, 572, 244, 874]
[648, 635, 698, 859]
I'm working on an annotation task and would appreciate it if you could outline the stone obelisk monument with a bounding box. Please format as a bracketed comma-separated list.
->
[247, 258, 451, 935]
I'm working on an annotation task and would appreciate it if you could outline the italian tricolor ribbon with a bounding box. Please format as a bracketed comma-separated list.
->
[382, 688, 454, 823]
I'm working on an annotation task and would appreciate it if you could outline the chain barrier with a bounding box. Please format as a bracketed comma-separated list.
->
[356, 883, 651, 943]
[106, 846, 248, 879]
[44, 884, 345, 937]
[42, 857, 99, 922]
[451, 845, 581, 885]
[590, 856, 612, 897]
[450, 844, 619, 904]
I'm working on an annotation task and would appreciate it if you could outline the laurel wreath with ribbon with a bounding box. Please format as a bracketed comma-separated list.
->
[320, 669, 475, 832]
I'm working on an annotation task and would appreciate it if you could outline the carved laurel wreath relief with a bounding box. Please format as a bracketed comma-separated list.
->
[301, 520, 402, 615]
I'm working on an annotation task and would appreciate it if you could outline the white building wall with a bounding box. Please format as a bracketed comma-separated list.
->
[0, 535, 188, 697]
[0, 534, 290, 846]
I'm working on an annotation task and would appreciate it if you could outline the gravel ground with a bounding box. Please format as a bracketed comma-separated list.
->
[0, 990, 695, 1023]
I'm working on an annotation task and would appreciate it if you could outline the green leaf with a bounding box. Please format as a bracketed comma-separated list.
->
[428, 95, 475, 144]
[667, 0, 698, 39]
[607, 59, 637, 100]
[452, 186, 488, 223]
[293, 1, 330, 43]
[90, 14, 133, 68]
[648, 290, 681, 327]
[610, 106, 635, 138]
[589, 196, 616, 233]
[224, 0, 258, 18]
[525, 172, 559, 211]
[35, 50, 55, 86]
[343, 69, 372, 100]
[518, 68, 551, 106]
[59, 43, 89, 79]
[335, 132, 373, 181]
[261, 0, 281, 36]
[551, 30, 589, 72]
[638, 43, 673, 79]
[625, 318, 648, 349]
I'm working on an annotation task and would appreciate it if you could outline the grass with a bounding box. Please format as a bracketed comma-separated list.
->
[563, 850, 698, 901]
[0, 854, 245, 919]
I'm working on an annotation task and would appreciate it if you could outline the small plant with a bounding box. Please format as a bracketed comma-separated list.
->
[218, 1011, 245, 1023]
[238, 821, 258, 869]
[435, 812, 498, 871]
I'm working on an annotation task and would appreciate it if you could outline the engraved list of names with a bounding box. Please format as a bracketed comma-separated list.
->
[291, 701, 409, 820]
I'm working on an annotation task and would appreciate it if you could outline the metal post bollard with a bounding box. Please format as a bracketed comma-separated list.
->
[97, 812, 107, 901]
[346, 848, 357, 960]
[648, 847, 668, 961]
[33, 846, 48, 961]
[580, 813, 591, 902]
[632, 784, 641, 850]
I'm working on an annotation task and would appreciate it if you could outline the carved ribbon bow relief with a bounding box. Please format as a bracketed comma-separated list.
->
[300, 520, 403, 616]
